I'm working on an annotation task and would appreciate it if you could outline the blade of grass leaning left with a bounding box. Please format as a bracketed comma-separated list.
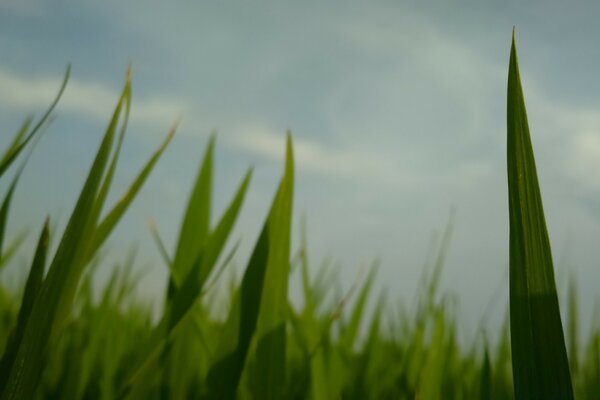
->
[0, 66, 70, 179]
[0, 69, 131, 400]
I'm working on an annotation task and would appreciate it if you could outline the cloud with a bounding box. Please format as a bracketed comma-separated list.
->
[0, 66, 185, 129]
[224, 120, 495, 193]
[228, 122, 404, 183]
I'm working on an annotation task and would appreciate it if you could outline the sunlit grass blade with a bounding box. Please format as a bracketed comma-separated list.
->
[115, 166, 251, 398]
[507, 31, 573, 399]
[418, 309, 446, 400]
[207, 134, 294, 399]
[252, 133, 294, 400]
[0, 66, 69, 179]
[0, 71, 131, 400]
[166, 169, 251, 330]
[170, 135, 214, 285]
[0, 219, 48, 392]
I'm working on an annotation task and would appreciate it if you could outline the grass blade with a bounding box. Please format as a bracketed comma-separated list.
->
[252, 134, 295, 400]
[0, 119, 31, 178]
[507, 30, 573, 399]
[115, 167, 251, 398]
[480, 345, 492, 400]
[0, 66, 69, 179]
[207, 134, 294, 399]
[166, 169, 251, 330]
[89, 124, 177, 255]
[170, 135, 214, 285]
[340, 264, 378, 350]
[0, 71, 131, 400]
[0, 219, 49, 392]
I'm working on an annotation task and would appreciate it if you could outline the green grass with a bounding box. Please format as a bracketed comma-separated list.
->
[0, 32, 597, 399]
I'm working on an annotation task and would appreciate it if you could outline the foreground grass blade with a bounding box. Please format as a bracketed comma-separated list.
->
[507, 31, 573, 399]
[207, 134, 294, 399]
[0, 66, 69, 179]
[0, 220, 49, 391]
[0, 72, 131, 400]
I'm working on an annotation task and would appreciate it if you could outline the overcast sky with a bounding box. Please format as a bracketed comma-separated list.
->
[1, 1, 600, 339]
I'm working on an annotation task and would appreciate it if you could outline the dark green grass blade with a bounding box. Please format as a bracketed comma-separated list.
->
[0, 66, 69, 179]
[507, 31, 573, 399]
[480, 346, 492, 400]
[207, 134, 294, 399]
[0, 73, 131, 400]
[0, 219, 49, 392]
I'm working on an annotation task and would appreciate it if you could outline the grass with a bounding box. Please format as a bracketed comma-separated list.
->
[0, 32, 597, 399]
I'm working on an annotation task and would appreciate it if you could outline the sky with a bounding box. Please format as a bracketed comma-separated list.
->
[1, 1, 600, 339]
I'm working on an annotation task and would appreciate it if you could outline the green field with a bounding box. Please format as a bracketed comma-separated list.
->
[0, 33, 598, 399]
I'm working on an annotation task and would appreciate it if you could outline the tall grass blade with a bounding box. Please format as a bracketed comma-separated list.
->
[166, 169, 251, 330]
[252, 134, 294, 400]
[207, 134, 294, 399]
[507, 31, 573, 399]
[171, 135, 214, 285]
[0, 71, 131, 400]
